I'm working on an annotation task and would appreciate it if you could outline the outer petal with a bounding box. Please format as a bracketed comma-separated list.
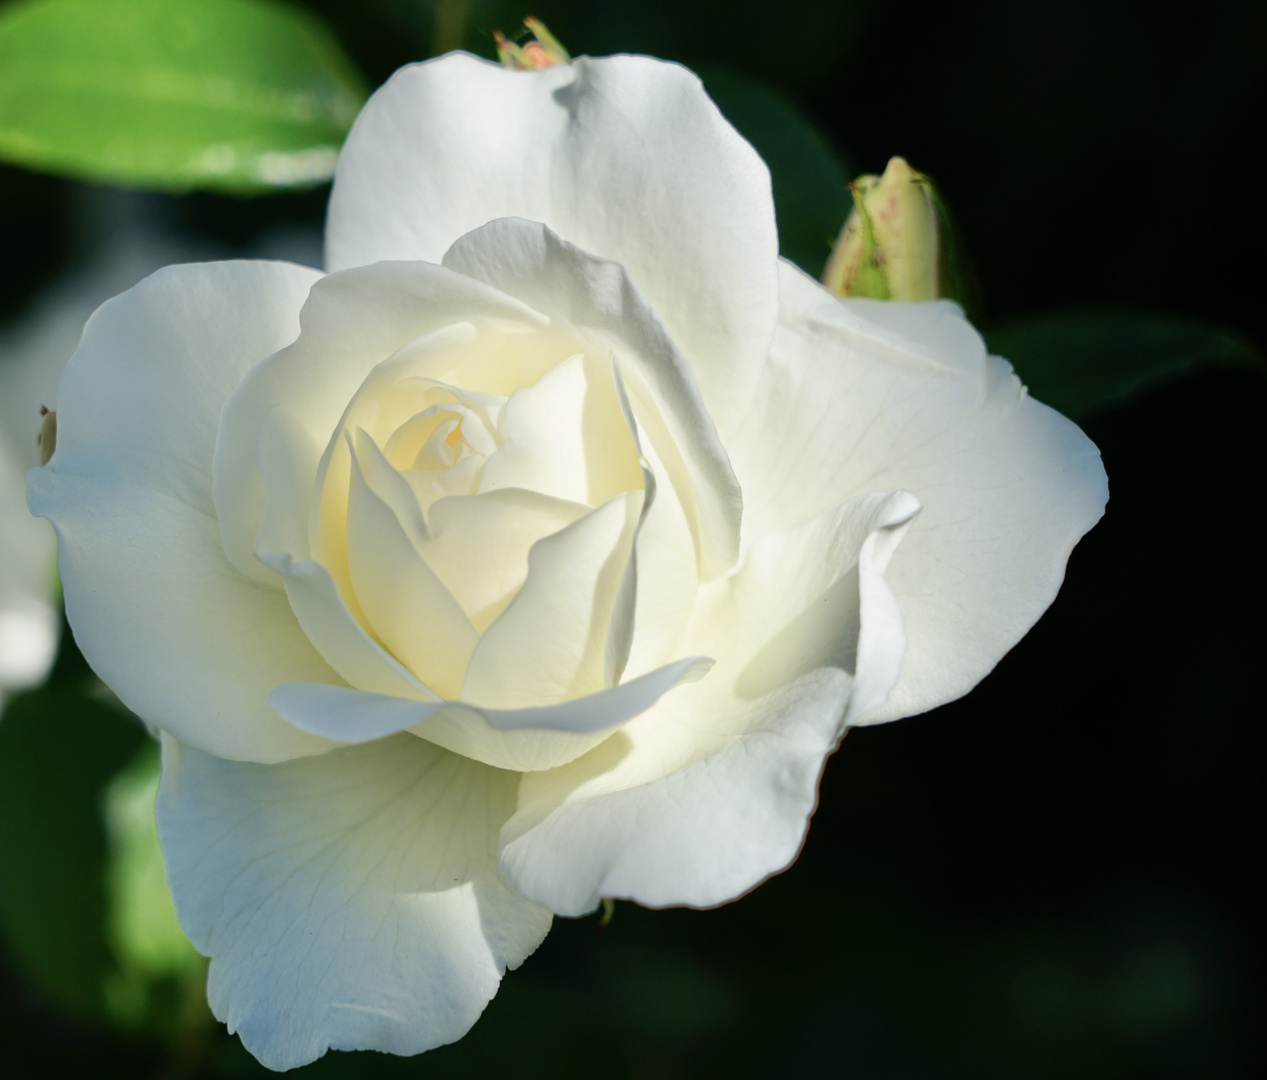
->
[326, 53, 779, 440]
[498, 491, 919, 914]
[26, 262, 339, 763]
[730, 262, 1108, 723]
[444, 218, 743, 580]
[157, 734, 551, 1071]
[46, 261, 319, 512]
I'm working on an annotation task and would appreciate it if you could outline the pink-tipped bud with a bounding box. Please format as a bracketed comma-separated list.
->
[495, 16, 571, 70]
[823, 156, 952, 302]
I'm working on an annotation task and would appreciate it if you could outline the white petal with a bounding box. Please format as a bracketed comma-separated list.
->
[444, 217, 742, 580]
[253, 406, 319, 563]
[259, 552, 433, 702]
[420, 488, 590, 632]
[28, 473, 337, 762]
[498, 491, 919, 913]
[732, 262, 1108, 722]
[463, 491, 643, 709]
[272, 655, 711, 773]
[349, 427, 432, 548]
[478, 352, 643, 507]
[50, 260, 319, 515]
[620, 420, 700, 681]
[0, 209, 220, 473]
[345, 438, 479, 698]
[25, 261, 339, 763]
[213, 261, 547, 586]
[157, 734, 552, 1071]
[326, 54, 778, 440]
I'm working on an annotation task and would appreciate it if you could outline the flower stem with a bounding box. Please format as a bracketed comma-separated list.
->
[431, 0, 468, 56]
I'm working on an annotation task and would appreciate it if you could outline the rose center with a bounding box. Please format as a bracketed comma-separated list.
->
[304, 322, 648, 697]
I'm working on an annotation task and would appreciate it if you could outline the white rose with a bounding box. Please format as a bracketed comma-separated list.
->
[28, 54, 1107, 1069]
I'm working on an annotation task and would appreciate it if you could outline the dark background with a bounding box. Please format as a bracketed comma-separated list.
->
[2, 0, 1263, 1076]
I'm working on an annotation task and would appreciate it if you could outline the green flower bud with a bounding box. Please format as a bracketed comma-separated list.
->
[823, 156, 955, 302]
[494, 17, 571, 70]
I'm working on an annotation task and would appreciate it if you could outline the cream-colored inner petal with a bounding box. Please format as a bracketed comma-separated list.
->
[461, 489, 645, 710]
[251, 307, 706, 765]
[420, 488, 591, 632]
[478, 352, 645, 506]
[345, 443, 480, 699]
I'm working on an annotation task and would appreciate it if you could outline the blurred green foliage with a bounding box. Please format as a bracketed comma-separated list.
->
[0, 0, 367, 193]
[0, 685, 144, 1022]
[988, 312, 1264, 420]
[0, 681, 206, 1037]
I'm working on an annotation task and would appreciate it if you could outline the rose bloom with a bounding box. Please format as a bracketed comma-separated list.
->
[29, 53, 1106, 1069]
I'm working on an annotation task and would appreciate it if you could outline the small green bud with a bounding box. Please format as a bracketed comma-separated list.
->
[823, 156, 953, 302]
[494, 17, 571, 70]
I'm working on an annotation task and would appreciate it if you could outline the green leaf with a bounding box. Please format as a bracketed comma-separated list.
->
[0, 686, 144, 1021]
[702, 69, 851, 278]
[986, 311, 1264, 420]
[0, 0, 368, 194]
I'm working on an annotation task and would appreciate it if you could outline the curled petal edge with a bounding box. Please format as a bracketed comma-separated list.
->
[271, 655, 713, 773]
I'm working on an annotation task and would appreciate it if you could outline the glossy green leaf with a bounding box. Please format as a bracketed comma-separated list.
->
[988, 311, 1264, 420]
[0, 0, 368, 194]
[0, 686, 144, 1021]
[702, 69, 851, 277]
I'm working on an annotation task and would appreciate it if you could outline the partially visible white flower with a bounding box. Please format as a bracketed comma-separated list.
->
[0, 437, 56, 699]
